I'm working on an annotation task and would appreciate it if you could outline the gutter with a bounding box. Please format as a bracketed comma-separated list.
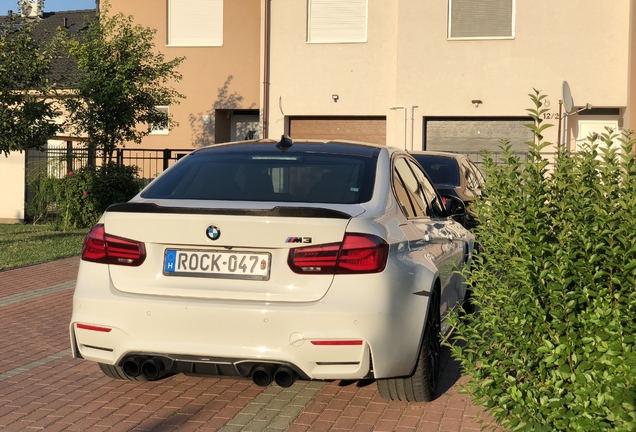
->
[262, 0, 271, 139]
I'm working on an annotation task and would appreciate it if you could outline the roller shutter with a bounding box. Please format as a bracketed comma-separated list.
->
[424, 118, 533, 153]
[289, 116, 386, 145]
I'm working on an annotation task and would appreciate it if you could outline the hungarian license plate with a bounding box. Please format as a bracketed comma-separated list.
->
[163, 249, 271, 280]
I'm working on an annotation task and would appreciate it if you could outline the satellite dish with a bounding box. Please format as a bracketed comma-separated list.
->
[562, 81, 574, 114]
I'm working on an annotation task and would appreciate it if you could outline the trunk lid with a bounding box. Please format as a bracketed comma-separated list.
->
[103, 201, 359, 302]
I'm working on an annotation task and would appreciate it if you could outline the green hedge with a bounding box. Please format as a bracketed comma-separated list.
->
[28, 162, 141, 228]
[446, 90, 636, 431]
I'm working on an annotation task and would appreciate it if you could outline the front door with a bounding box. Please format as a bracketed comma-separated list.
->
[576, 119, 620, 154]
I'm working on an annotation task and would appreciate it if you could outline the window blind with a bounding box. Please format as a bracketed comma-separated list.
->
[169, 0, 223, 46]
[449, 0, 514, 39]
[308, 0, 367, 43]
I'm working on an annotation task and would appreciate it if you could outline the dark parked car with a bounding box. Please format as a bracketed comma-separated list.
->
[410, 151, 485, 230]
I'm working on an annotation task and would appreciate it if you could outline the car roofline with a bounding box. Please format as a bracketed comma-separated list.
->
[195, 139, 387, 152]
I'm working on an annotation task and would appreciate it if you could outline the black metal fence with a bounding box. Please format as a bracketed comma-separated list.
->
[24, 144, 192, 218]
[25, 144, 191, 180]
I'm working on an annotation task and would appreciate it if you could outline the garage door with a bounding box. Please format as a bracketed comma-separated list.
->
[425, 117, 533, 153]
[289, 116, 386, 145]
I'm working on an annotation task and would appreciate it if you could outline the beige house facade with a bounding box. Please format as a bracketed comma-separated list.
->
[266, 0, 633, 154]
[106, 0, 262, 151]
[75, 0, 636, 154]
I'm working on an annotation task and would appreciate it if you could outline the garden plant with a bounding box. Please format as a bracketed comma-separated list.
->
[446, 90, 636, 431]
[58, 162, 141, 228]
[28, 162, 140, 228]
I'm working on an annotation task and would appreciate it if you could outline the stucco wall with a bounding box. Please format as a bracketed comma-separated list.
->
[107, 0, 261, 151]
[267, 0, 631, 150]
[398, 0, 630, 149]
[268, 0, 398, 136]
[0, 153, 25, 223]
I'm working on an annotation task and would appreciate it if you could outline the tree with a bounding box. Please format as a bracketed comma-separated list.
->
[0, 14, 61, 156]
[62, 3, 185, 156]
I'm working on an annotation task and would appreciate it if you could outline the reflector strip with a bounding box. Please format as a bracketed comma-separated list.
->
[310, 340, 363, 346]
[76, 323, 112, 333]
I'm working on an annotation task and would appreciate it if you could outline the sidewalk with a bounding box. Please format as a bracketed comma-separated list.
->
[0, 257, 497, 431]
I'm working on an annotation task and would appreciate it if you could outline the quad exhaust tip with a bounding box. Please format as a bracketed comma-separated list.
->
[252, 364, 276, 387]
[122, 357, 143, 377]
[122, 356, 168, 381]
[141, 357, 167, 380]
[274, 366, 297, 388]
[124, 357, 298, 386]
[252, 364, 298, 388]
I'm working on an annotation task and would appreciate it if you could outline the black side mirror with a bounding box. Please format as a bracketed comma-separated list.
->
[443, 195, 465, 216]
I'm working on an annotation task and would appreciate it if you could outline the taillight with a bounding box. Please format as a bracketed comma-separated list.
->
[81, 224, 146, 266]
[337, 234, 389, 273]
[288, 233, 388, 274]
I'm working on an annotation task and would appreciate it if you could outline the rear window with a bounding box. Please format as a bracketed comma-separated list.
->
[413, 155, 460, 187]
[142, 148, 377, 204]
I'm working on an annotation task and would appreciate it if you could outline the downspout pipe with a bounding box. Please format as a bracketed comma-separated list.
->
[410, 105, 418, 151]
[390, 106, 407, 150]
[262, 0, 272, 139]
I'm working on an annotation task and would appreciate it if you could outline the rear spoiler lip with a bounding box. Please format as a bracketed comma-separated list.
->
[106, 202, 352, 219]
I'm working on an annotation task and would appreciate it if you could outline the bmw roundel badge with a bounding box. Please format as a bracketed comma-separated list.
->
[206, 225, 221, 241]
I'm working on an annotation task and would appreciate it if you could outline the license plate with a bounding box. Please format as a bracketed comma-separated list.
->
[163, 249, 271, 280]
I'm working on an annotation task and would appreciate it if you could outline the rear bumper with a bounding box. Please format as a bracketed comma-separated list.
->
[70, 260, 431, 380]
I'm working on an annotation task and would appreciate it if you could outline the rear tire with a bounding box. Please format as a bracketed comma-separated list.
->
[98, 363, 149, 381]
[462, 287, 475, 315]
[377, 286, 441, 402]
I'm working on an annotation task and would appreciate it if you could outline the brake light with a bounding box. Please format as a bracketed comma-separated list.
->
[81, 224, 146, 266]
[288, 233, 388, 274]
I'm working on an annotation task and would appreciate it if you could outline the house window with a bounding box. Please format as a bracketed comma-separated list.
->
[150, 106, 169, 135]
[448, 0, 514, 40]
[168, 0, 223, 46]
[307, 0, 367, 43]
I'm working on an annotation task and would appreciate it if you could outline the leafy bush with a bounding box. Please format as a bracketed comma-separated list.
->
[56, 162, 140, 228]
[446, 90, 636, 431]
[26, 171, 63, 224]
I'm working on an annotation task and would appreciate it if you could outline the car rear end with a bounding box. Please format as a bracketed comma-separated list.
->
[70, 141, 432, 384]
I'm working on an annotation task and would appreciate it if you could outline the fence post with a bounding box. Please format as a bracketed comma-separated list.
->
[66, 141, 73, 174]
[117, 149, 124, 165]
[88, 146, 96, 168]
[163, 149, 171, 171]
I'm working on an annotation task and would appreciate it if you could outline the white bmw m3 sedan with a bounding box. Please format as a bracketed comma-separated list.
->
[70, 137, 474, 402]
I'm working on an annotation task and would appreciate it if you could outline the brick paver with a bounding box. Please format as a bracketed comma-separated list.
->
[0, 256, 500, 431]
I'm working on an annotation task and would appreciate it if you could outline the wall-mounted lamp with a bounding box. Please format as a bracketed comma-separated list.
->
[471, 99, 483, 108]
[332, 94, 339, 103]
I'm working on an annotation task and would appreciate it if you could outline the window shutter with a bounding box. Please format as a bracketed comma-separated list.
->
[308, 0, 367, 43]
[169, 0, 223, 46]
[449, 0, 514, 39]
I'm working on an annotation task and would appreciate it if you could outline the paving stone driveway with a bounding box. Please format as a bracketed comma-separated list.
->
[0, 257, 496, 431]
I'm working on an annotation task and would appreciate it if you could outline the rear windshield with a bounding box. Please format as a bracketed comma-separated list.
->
[141, 148, 377, 204]
[412, 155, 460, 187]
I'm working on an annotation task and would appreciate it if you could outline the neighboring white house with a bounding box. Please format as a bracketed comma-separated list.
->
[0, 153, 26, 223]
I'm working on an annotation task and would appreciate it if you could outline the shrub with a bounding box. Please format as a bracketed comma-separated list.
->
[26, 171, 63, 225]
[57, 162, 140, 228]
[446, 90, 636, 431]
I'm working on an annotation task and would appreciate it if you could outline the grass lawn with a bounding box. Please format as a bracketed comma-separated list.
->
[0, 223, 88, 271]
